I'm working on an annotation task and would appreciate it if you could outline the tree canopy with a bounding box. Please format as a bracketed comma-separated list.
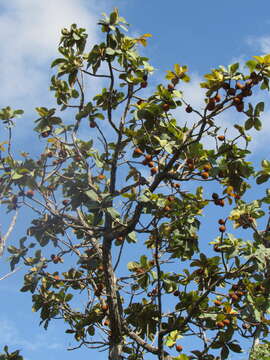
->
[2, 8, 270, 360]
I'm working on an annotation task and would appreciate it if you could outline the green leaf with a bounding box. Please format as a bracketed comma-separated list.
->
[245, 118, 253, 130]
[256, 174, 270, 184]
[85, 190, 100, 202]
[106, 207, 120, 219]
[228, 342, 242, 353]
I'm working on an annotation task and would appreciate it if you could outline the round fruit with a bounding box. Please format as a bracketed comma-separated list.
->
[201, 171, 209, 179]
[207, 102, 215, 111]
[173, 183, 180, 189]
[134, 148, 143, 156]
[175, 345, 183, 352]
[229, 292, 239, 301]
[173, 290, 180, 297]
[167, 196, 175, 202]
[217, 199, 225, 207]
[214, 300, 222, 306]
[185, 105, 193, 113]
[163, 103, 170, 112]
[212, 193, 219, 200]
[233, 96, 242, 104]
[26, 190, 34, 198]
[101, 303, 109, 312]
[151, 167, 158, 175]
[141, 81, 148, 88]
[168, 84, 174, 91]
[236, 102, 244, 112]
[172, 78, 179, 85]
[145, 154, 152, 162]
[62, 200, 69, 206]
[218, 219, 225, 225]
[219, 225, 226, 233]
[203, 164, 211, 171]
[236, 82, 245, 90]
[98, 174, 105, 180]
[90, 121, 96, 128]
[214, 94, 222, 102]
[148, 161, 155, 168]
[227, 88, 236, 96]
[164, 205, 172, 212]
[223, 319, 230, 326]
[116, 236, 124, 242]
[216, 321, 225, 328]
[218, 135, 225, 141]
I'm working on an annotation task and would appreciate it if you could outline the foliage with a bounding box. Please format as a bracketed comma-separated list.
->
[2, 7, 270, 360]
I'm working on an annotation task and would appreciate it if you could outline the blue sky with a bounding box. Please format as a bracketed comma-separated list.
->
[1, 1, 270, 359]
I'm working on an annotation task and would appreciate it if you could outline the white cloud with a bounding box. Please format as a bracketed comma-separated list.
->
[247, 35, 270, 54]
[0, 318, 62, 351]
[0, 0, 101, 108]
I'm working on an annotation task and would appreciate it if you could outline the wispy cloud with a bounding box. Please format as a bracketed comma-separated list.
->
[247, 35, 270, 54]
[0, 0, 101, 109]
[0, 318, 62, 351]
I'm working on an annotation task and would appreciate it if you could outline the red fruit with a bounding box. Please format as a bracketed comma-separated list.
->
[219, 225, 226, 233]
[236, 102, 244, 112]
[217, 199, 225, 207]
[227, 88, 236, 96]
[167, 196, 175, 202]
[206, 102, 215, 111]
[116, 236, 124, 242]
[164, 205, 172, 212]
[222, 83, 230, 90]
[236, 82, 245, 90]
[90, 121, 96, 128]
[214, 94, 222, 102]
[134, 148, 143, 156]
[145, 154, 152, 162]
[98, 174, 105, 180]
[233, 96, 242, 105]
[151, 167, 158, 175]
[26, 190, 34, 198]
[141, 81, 148, 88]
[101, 303, 109, 312]
[168, 84, 174, 91]
[223, 319, 231, 326]
[175, 345, 183, 352]
[218, 219, 225, 225]
[201, 171, 209, 179]
[162, 103, 170, 112]
[218, 135, 225, 141]
[203, 164, 211, 171]
[214, 300, 222, 306]
[148, 161, 155, 168]
[185, 105, 193, 113]
[216, 321, 225, 328]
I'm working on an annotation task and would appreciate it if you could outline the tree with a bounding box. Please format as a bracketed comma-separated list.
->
[2, 7, 270, 360]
